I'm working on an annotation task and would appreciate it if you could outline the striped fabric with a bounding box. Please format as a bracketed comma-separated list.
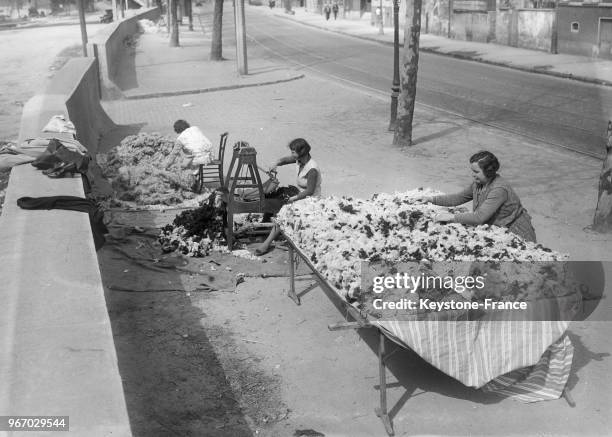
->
[481, 334, 573, 402]
[373, 319, 573, 402]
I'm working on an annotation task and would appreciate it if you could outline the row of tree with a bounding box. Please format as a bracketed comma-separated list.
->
[167, 0, 224, 61]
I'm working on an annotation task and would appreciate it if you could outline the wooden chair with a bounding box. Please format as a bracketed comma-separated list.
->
[196, 132, 228, 192]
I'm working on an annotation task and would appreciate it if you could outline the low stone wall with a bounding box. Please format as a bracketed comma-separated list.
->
[0, 37, 132, 437]
[18, 59, 117, 155]
[436, 8, 553, 51]
[452, 11, 492, 42]
[65, 59, 118, 154]
[92, 7, 161, 96]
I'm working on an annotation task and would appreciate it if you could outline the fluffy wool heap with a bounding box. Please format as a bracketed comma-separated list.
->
[276, 188, 568, 299]
[101, 133, 198, 205]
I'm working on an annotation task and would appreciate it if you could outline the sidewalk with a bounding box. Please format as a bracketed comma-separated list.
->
[100, 7, 612, 436]
[115, 17, 304, 100]
[269, 6, 612, 87]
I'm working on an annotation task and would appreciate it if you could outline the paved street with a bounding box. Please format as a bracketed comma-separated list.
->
[246, 7, 612, 158]
[0, 22, 104, 141]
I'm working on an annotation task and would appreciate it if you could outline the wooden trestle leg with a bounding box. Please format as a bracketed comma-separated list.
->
[287, 245, 300, 305]
[375, 331, 395, 436]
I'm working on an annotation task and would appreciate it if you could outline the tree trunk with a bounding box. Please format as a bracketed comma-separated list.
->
[186, 0, 193, 31]
[393, 0, 422, 147]
[170, 0, 180, 46]
[593, 121, 612, 232]
[210, 0, 224, 60]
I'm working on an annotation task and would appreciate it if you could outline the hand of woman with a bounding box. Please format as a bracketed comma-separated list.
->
[287, 196, 297, 204]
[433, 212, 455, 223]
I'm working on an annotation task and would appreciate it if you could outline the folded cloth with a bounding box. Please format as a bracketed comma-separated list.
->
[42, 115, 76, 135]
[0, 154, 35, 170]
[15, 138, 55, 157]
[17, 196, 108, 250]
[0, 140, 48, 170]
[31, 138, 89, 173]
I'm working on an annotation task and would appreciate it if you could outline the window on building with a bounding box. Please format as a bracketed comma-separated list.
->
[571, 22, 580, 33]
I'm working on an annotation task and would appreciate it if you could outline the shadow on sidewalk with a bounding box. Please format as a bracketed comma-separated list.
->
[99, 123, 147, 154]
[412, 124, 465, 147]
[99, 218, 256, 436]
[113, 40, 139, 92]
[565, 331, 610, 395]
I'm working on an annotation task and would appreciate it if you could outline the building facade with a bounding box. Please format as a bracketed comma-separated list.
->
[557, 3, 612, 59]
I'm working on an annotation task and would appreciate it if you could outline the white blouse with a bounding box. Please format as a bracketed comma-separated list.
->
[296, 158, 322, 197]
[176, 126, 214, 166]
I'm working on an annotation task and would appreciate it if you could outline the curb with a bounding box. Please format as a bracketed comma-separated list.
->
[417, 48, 612, 88]
[123, 73, 305, 100]
[0, 19, 101, 31]
[273, 12, 612, 89]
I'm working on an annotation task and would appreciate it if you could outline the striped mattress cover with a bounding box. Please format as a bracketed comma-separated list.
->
[373, 319, 574, 402]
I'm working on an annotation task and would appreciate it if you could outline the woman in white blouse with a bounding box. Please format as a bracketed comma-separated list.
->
[255, 138, 322, 255]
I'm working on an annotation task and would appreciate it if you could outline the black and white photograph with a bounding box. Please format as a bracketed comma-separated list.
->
[0, 0, 611, 434]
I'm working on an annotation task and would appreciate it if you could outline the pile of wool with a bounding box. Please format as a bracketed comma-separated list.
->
[276, 188, 568, 300]
[101, 133, 199, 205]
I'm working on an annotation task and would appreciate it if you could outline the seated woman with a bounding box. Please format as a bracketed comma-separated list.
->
[173, 119, 214, 190]
[423, 150, 537, 242]
[254, 138, 322, 256]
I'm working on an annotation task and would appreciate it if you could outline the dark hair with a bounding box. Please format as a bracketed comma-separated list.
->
[469, 150, 499, 179]
[288, 138, 311, 158]
[173, 119, 190, 134]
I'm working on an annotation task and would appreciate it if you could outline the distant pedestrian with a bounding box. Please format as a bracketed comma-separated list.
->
[332, 2, 338, 19]
[323, 3, 331, 20]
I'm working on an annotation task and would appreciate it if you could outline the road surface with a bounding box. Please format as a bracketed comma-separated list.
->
[245, 8, 612, 158]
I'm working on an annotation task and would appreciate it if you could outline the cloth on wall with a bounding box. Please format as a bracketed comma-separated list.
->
[42, 115, 76, 136]
[17, 196, 108, 250]
[0, 138, 51, 170]
[23, 137, 113, 200]
[31, 138, 90, 173]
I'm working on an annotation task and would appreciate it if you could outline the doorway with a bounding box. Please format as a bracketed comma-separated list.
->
[599, 17, 612, 59]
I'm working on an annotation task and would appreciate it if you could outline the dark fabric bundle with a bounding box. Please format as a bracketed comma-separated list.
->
[265, 185, 299, 200]
[163, 192, 225, 240]
[17, 196, 108, 250]
[31, 138, 89, 173]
